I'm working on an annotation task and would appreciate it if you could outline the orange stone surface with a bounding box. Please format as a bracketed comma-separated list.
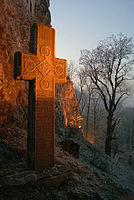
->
[14, 24, 67, 170]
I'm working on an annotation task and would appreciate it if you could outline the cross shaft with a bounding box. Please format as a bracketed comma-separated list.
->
[14, 24, 67, 170]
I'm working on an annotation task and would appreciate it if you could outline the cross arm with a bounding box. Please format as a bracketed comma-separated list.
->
[14, 51, 39, 80]
[54, 58, 67, 83]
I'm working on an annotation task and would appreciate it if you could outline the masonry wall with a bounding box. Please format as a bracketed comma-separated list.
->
[0, 0, 51, 128]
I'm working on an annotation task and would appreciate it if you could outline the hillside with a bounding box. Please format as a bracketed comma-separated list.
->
[0, 127, 134, 200]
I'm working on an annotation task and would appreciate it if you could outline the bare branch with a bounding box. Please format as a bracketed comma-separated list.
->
[79, 33, 134, 156]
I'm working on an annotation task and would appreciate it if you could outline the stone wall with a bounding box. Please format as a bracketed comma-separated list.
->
[0, 0, 51, 128]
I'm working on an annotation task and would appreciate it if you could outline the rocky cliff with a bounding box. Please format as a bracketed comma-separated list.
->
[0, 0, 50, 128]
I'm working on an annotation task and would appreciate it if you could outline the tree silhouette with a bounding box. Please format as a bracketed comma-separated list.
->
[80, 34, 134, 156]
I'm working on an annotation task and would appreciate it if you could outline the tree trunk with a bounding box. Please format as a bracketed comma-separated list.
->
[93, 105, 97, 143]
[85, 93, 91, 139]
[105, 113, 113, 156]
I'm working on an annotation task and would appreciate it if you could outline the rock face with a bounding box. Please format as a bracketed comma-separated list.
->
[55, 80, 83, 143]
[57, 80, 83, 129]
[0, 0, 51, 128]
[35, 0, 51, 24]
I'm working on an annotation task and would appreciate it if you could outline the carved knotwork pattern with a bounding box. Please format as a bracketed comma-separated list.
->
[55, 65, 63, 75]
[23, 45, 65, 90]
[24, 60, 35, 71]
[40, 46, 51, 59]
[40, 78, 50, 90]
[38, 62, 50, 75]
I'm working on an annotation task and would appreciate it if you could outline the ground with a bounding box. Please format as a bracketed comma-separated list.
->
[0, 127, 134, 200]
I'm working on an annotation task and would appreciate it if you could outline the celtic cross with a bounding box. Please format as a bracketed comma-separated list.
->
[14, 24, 67, 170]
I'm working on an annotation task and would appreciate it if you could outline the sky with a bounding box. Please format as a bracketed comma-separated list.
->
[50, 0, 134, 64]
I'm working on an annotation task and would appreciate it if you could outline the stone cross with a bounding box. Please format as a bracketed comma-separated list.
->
[14, 24, 67, 170]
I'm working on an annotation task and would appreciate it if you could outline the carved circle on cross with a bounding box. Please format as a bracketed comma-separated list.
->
[40, 45, 51, 59]
[55, 65, 63, 75]
[25, 60, 35, 71]
[40, 78, 50, 90]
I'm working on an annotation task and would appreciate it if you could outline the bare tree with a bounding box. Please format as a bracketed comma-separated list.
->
[80, 34, 134, 156]
[76, 70, 103, 143]
[76, 72, 85, 106]
[67, 61, 76, 81]
[84, 81, 95, 139]
[92, 93, 102, 143]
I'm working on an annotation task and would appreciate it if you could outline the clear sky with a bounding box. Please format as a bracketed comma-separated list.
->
[50, 0, 134, 64]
